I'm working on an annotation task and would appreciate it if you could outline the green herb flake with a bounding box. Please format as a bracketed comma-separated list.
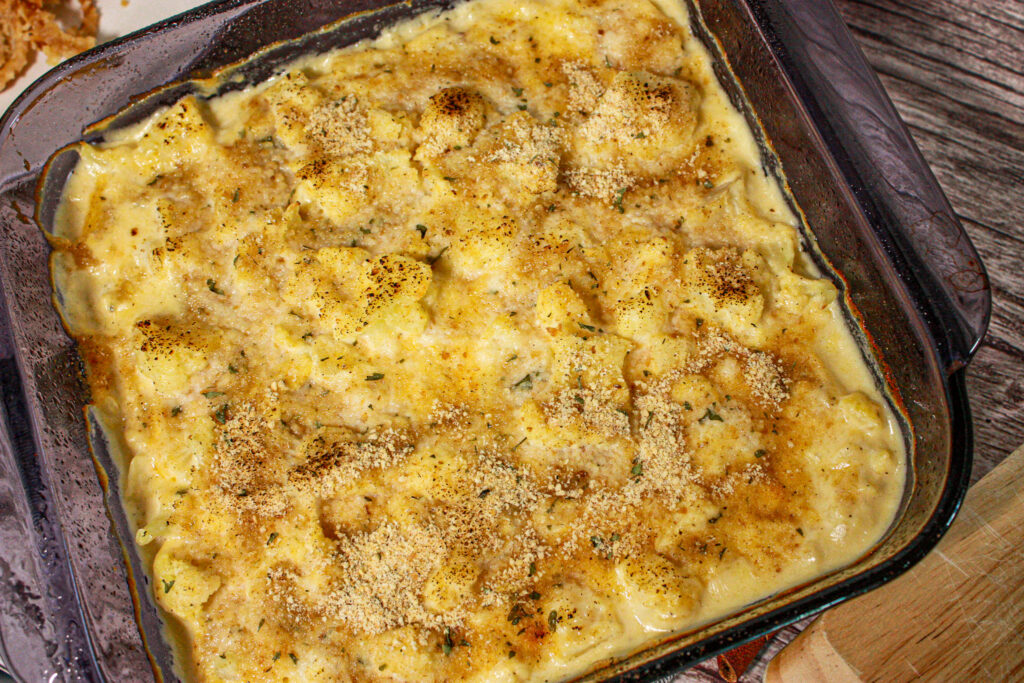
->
[512, 374, 533, 391]
[258, 618, 265, 631]
[228, 364, 239, 374]
[267, 532, 278, 545]
[428, 245, 449, 265]
[796, 527, 804, 536]
[490, 35, 500, 44]
[214, 404, 229, 424]
[478, 488, 491, 499]
[573, 395, 585, 405]
[529, 591, 541, 600]
[548, 610, 558, 631]
[544, 81, 553, 87]
[273, 652, 281, 662]
[415, 224, 428, 238]
[289, 653, 298, 664]
[203, 390, 224, 399]
[613, 187, 628, 213]
[754, 449, 767, 458]
[206, 279, 225, 295]
[528, 561, 537, 576]
[512, 86, 524, 97]
[162, 579, 175, 594]
[683, 401, 693, 411]
[630, 460, 643, 477]
[511, 436, 527, 452]
[517, 104, 527, 111]
[645, 411, 655, 429]
[700, 407, 724, 423]
[365, 373, 385, 381]
[695, 318, 704, 328]
[232, 188, 240, 203]
[703, 179, 715, 189]
[578, 322, 596, 332]
[171, 405, 182, 417]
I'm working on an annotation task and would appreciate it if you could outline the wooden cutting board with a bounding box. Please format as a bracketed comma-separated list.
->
[764, 445, 1024, 682]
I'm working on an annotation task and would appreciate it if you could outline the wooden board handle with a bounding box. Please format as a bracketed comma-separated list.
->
[765, 445, 1024, 683]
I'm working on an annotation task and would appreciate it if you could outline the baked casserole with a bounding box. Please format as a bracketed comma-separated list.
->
[48, 0, 906, 680]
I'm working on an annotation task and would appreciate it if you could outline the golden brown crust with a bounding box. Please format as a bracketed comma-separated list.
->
[49, 1, 904, 680]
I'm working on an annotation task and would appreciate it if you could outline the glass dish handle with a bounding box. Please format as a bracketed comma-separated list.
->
[753, 0, 991, 373]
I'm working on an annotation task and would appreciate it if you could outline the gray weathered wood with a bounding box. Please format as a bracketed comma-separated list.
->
[679, 0, 1024, 680]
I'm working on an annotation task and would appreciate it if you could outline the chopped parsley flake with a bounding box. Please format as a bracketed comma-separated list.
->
[512, 374, 533, 391]
[613, 187, 628, 213]
[700, 407, 724, 423]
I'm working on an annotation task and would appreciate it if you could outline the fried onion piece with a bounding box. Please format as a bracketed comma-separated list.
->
[0, 0, 99, 92]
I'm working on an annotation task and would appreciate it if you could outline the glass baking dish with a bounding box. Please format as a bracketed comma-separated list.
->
[0, 0, 990, 680]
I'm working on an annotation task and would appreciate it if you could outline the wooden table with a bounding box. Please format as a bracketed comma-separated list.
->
[683, 0, 1024, 680]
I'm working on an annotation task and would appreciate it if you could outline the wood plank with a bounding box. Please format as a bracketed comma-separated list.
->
[836, 0, 1024, 482]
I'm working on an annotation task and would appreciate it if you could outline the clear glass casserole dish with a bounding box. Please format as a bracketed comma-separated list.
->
[0, 0, 990, 680]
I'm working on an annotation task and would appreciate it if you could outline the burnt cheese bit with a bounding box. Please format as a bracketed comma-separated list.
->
[416, 87, 489, 157]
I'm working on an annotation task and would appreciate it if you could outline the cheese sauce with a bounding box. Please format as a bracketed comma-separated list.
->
[49, 0, 906, 680]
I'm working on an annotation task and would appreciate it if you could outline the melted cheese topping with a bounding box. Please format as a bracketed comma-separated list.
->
[49, 0, 906, 680]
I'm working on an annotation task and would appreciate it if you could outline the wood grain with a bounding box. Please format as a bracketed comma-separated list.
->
[677, 1, 1024, 680]
[764, 445, 1024, 682]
